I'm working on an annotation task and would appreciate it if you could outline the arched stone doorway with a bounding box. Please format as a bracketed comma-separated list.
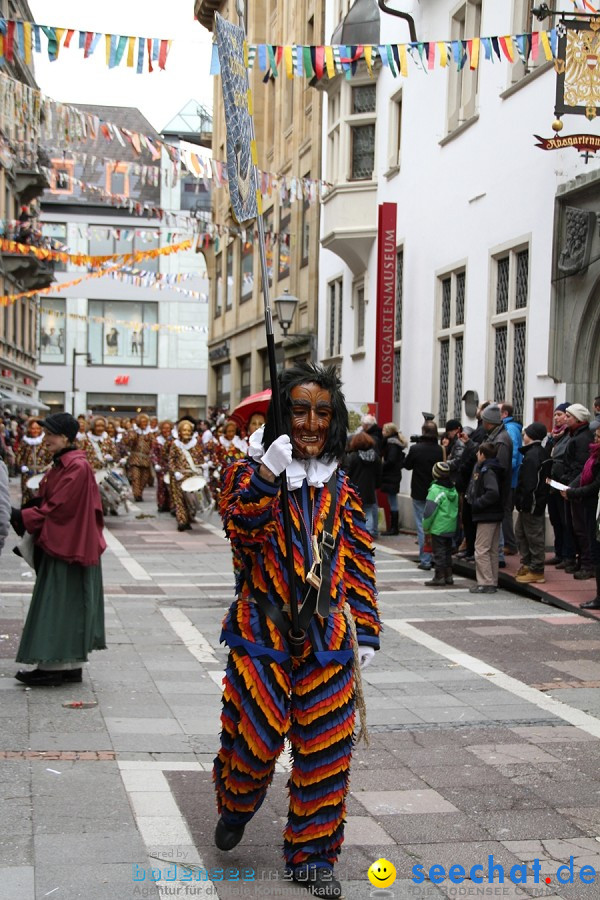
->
[570, 282, 600, 407]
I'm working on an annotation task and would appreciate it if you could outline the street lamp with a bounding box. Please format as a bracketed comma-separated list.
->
[71, 348, 92, 415]
[274, 290, 300, 338]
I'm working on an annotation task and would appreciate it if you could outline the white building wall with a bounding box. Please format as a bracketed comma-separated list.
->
[320, 0, 598, 442]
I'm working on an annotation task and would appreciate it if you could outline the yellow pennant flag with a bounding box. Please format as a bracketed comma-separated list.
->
[127, 35, 135, 67]
[364, 44, 373, 75]
[23, 22, 31, 64]
[399, 44, 408, 77]
[284, 45, 293, 78]
[470, 37, 480, 69]
[540, 30, 552, 61]
[105, 34, 112, 65]
[54, 28, 65, 57]
[325, 45, 335, 78]
[437, 41, 448, 67]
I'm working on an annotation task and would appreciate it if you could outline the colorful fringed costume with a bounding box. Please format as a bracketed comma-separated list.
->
[214, 458, 380, 872]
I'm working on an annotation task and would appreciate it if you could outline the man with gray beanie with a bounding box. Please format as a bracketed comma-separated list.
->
[480, 405, 513, 556]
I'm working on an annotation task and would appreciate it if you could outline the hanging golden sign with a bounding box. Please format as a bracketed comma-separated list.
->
[555, 16, 600, 123]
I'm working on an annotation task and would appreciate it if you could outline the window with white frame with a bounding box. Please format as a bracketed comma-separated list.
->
[349, 83, 376, 180]
[394, 248, 404, 402]
[388, 89, 403, 173]
[225, 241, 234, 311]
[447, 0, 482, 134]
[491, 247, 529, 422]
[353, 279, 366, 351]
[327, 277, 343, 358]
[215, 252, 223, 317]
[327, 86, 341, 184]
[436, 269, 466, 423]
[511, 0, 555, 83]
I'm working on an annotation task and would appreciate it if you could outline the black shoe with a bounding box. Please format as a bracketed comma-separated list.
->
[15, 668, 63, 686]
[425, 573, 446, 586]
[564, 563, 579, 574]
[291, 866, 342, 898]
[581, 598, 600, 610]
[574, 569, 595, 580]
[214, 817, 245, 851]
[63, 668, 82, 683]
[555, 559, 569, 570]
[417, 562, 432, 571]
[547, 557, 562, 566]
[177, 523, 192, 532]
[469, 585, 497, 594]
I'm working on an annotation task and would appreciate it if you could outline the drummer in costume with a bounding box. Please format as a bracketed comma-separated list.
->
[84, 417, 121, 515]
[214, 363, 380, 898]
[123, 413, 154, 502]
[16, 418, 52, 505]
[10, 413, 106, 687]
[169, 418, 206, 532]
[152, 420, 174, 513]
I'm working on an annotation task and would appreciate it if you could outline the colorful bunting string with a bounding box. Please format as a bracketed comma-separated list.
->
[0, 19, 172, 72]
[210, 30, 558, 81]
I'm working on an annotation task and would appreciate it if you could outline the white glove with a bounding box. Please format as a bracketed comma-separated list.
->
[21, 466, 29, 473]
[174, 471, 183, 481]
[358, 646, 375, 670]
[154, 464, 161, 472]
[262, 434, 293, 477]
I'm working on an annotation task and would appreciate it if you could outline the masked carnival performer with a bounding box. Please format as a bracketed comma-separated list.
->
[16, 418, 52, 505]
[124, 413, 154, 502]
[152, 420, 174, 513]
[214, 363, 381, 898]
[169, 418, 206, 531]
[216, 420, 248, 469]
[84, 417, 122, 515]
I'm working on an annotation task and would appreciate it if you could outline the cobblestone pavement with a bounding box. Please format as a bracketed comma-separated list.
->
[1, 494, 600, 900]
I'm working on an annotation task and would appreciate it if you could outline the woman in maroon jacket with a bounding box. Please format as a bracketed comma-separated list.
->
[11, 413, 106, 687]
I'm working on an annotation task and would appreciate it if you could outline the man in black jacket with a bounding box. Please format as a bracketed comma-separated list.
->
[402, 422, 443, 570]
[563, 404, 594, 578]
[514, 423, 551, 584]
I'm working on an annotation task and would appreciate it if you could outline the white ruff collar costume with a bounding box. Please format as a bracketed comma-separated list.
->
[248, 426, 337, 491]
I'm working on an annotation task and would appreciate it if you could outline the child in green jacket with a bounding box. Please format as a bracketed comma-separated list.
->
[423, 461, 459, 586]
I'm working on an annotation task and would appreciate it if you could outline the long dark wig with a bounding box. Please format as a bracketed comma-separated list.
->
[262, 362, 348, 460]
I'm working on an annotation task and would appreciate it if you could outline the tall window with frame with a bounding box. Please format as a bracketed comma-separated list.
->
[436, 269, 466, 424]
[240, 238, 254, 303]
[215, 251, 223, 317]
[300, 179, 310, 268]
[511, 0, 555, 83]
[394, 248, 404, 404]
[225, 241, 234, 311]
[447, 0, 482, 134]
[327, 85, 341, 184]
[239, 354, 251, 400]
[491, 247, 529, 422]
[350, 82, 377, 180]
[388, 89, 403, 174]
[216, 362, 231, 408]
[327, 277, 343, 359]
[353, 279, 366, 352]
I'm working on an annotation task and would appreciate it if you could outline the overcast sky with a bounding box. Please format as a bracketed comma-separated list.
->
[28, 1, 215, 133]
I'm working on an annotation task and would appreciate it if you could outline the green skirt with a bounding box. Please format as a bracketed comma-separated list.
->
[16, 551, 106, 665]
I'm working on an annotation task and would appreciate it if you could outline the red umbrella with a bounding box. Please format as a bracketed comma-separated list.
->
[229, 389, 272, 428]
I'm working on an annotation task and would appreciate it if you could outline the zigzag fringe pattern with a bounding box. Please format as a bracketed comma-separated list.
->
[214, 648, 355, 866]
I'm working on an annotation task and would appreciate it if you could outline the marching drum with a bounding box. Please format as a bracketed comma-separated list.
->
[97, 467, 132, 514]
[25, 472, 45, 491]
[181, 474, 213, 518]
[181, 475, 206, 493]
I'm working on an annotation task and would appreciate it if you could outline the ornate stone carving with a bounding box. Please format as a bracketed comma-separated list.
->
[558, 206, 596, 274]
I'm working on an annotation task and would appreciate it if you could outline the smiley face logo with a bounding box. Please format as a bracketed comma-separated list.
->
[368, 858, 397, 888]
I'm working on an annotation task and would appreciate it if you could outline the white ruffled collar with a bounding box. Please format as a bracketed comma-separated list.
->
[134, 424, 152, 435]
[23, 434, 44, 446]
[175, 434, 197, 451]
[88, 431, 107, 442]
[248, 426, 338, 490]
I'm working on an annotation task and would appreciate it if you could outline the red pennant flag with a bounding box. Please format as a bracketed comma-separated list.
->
[499, 36, 514, 63]
[158, 39, 168, 69]
[147, 38, 153, 72]
[314, 46, 324, 79]
[5, 20, 15, 63]
[84, 31, 93, 58]
[64, 29, 75, 48]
